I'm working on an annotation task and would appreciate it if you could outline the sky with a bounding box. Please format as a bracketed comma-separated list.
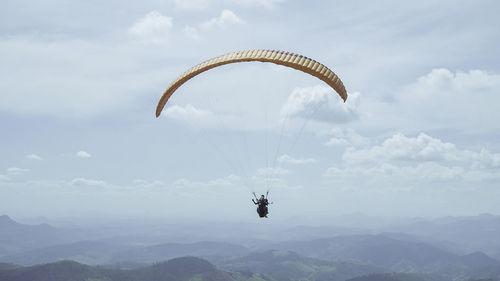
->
[1, 0, 499, 223]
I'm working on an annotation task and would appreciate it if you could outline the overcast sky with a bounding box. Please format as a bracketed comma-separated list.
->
[1, 0, 499, 223]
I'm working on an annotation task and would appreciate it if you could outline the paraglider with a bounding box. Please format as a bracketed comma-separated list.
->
[252, 192, 270, 218]
[155, 49, 348, 219]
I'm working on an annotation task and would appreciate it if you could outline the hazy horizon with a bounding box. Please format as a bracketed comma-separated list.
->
[4, 211, 499, 231]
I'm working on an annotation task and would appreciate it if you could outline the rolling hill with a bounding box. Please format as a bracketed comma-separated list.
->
[0, 257, 249, 281]
[216, 250, 386, 281]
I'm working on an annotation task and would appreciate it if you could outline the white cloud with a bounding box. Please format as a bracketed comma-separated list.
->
[182, 10, 244, 40]
[473, 148, 500, 169]
[174, 0, 209, 10]
[76, 151, 92, 158]
[6, 167, 29, 175]
[162, 104, 219, 126]
[280, 85, 360, 124]
[129, 11, 173, 44]
[342, 133, 459, 165]
[174, 0, 285, 10]
[257, 167, 290, 176]
[133, 179, 167, 189]
[324, 127, 369, 147]
[0, 175, 10, 181]
[256, 167, 290, 176]
[26, 154, 43, 160]
[231, 0, 286, 9]
[173, 174, 240, 188]
[163, 104, 212, 118]
[341, 132, 500, 169]
[70, 177, 107, 187]
[251, 167, 294, 191]
[278, 154, 316, 165]
[324, 138, 348, 146]
[395, 69, 500, 130]
[324, 162, 500, 184]
[200, 9, 244, 31]
[324, 133, 500, 189]
[160, 103, 261, 130]
[182, 25, 201, 40]
[324, 162, 463, 182]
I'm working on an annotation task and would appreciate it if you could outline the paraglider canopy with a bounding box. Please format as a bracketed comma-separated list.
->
[156, 49, 348, 117]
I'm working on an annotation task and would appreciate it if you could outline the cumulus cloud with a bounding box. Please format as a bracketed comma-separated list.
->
[278, 154, 316, 165]
[251, 167, 295, 190]
[76, 151, 92, 158]
[473, 148, 500, 169]
[173, 174, 240, 188]
[340, 133, 500, 169]
[181, 10, 244, 40]
[231, 0, 286, 8]
[324, 162, 500, 184]
[324, 133, 500, 189]
[6, 167, 29, 176]
[256, 167, 290, 177]
[252, 167, 291, 188]
[133, 179, 168, 189]
[162, 104, 219, 126]
[281, 85, 360, 124]
[163, 104, 212, 119]
[200, 9, 244, 30]
[325, 162, 465, 182]
[26, 154, 43, 160]
[342, 133, 459, 165]
[160, 103, 256, 130]
[70, 177, 107, 187]
[324, 127, 369, 147]
[174, 0, 209, 10]
[182, 25, 201, 40]
[395, 69, 500, 130]
[129, 11, 173, 44]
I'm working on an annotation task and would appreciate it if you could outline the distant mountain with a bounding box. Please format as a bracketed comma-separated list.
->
[0, 263, 19, 271]
[0, 215, 82, 256]
[114, 257, 237, 281]
[0, 240, 133, 266]
[112, 241, 250, 265]
[0, 260, 106, 281]
[1, 243, 498, 281]
[261, 234, 460, 271]
[377, 232, 466, 256]
[0, 257, 250, 281]
[0, 240, 250, 266]
[346, 272, 446, 281]
[390, 214, 500, 260]
[259, 234, 500, 279]
[217, 250, 386, 281]
[459, 252, 499, 268]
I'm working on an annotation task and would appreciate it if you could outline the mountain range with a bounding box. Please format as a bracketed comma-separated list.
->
[0, 257, 239, 281]
[1, 214, 500, 281]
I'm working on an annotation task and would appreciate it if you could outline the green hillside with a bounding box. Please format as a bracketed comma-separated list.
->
[0, 257, 273, 281]
[346, 272, 446, 281]
[217, 250, 386, 281]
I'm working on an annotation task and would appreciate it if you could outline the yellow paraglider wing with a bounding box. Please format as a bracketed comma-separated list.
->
[156, 49, 348, 117]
